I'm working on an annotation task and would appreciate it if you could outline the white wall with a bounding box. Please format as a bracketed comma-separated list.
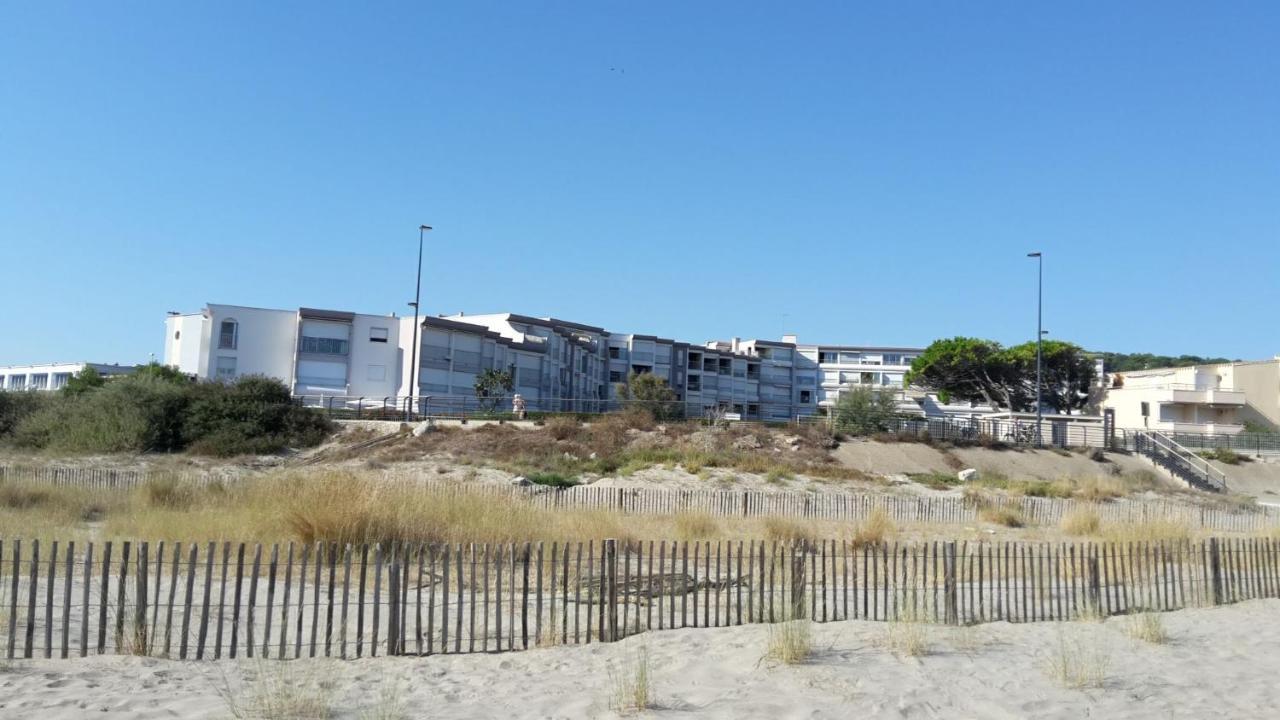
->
[164, 314, 208, 376]
[204, 305, 298, 384]
[346, 314, 402, 398]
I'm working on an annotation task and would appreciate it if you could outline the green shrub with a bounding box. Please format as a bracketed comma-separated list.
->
[910, 472, 959, 490]
[7, 374, 331, 456]
[526, 472, 578, 488]
[833, 386, 901, 435]
[0, 391, 47, 438]
[1198, 447, 1244, 465]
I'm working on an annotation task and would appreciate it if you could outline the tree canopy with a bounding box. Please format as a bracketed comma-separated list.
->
[1093, 352, 1235, 373]
[61, 366, 106, 396]
[833, 385, 901, 433]
[615, 371, 681, 420]
[473, 369, 514, 413]
[905, 337, 1097, 414]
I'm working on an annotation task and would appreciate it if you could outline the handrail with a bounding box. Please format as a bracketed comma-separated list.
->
[1138, 430, 1228, 491]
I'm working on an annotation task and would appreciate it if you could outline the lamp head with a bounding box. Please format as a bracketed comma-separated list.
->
[420, 225, 432, 231]
[1027, 252, 1042, 258]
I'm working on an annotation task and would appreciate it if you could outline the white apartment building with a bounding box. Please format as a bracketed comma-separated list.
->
[0, 362, 136, 392]
[164, 302, 923, 419]
[164, 304, 409, 399]
[1102, 359, 1280, 435]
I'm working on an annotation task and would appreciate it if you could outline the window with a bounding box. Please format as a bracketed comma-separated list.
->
[218, 320, 238, 349]
[367, 364, 386, 382]
[8, 375, 26, 390]
[30, 374, 48, 390]
[609, 370, 623, 383]
[215, 356, 237, 380]
[800, 390, 812, 404]
[52, 373, 72, 390]
[369, 327, 389, 343]
[299, 336, 350, 355]
[174, 330, 180, 340]
[687, 376, 701, 391]
[609, 347, 621, 359]
[1140, 401, 1150, 417]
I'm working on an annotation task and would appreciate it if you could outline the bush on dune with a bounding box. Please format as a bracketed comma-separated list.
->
[2, 369, 331, 457]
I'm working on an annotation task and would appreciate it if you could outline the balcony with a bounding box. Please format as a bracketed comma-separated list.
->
[1170, 421, 1245, 436]
[1166, 384, 1246, 406]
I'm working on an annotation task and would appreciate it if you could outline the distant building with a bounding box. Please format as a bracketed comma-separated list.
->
[0, 362, 137, 392]
[164, 302, 924, 420]
[1102, 358, 1280, 434]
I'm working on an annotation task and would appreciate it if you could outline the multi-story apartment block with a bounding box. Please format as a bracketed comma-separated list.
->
[164, 304, 410, 399]
[0, 362, 137, 392]
[164, 302, 923, 420]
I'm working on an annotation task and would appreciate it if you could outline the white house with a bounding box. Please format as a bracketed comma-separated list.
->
[1102, 359, 1280, 435]
[0, 362, 137, 392]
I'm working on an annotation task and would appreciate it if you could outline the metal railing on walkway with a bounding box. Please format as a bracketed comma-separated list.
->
[1134, 431, 1228, 492]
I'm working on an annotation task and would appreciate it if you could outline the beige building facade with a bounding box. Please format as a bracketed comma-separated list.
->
[1103, 359, 1280, 434]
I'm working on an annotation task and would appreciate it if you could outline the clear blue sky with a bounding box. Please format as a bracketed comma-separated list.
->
[2, 1, 1277, 366]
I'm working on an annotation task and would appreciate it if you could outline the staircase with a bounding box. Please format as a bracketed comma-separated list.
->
[1133, 430, 1228, 493]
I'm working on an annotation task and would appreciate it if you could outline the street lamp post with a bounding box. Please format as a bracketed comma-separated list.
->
[1027, 251, 1043, 446]
[409, 225, 432, 418]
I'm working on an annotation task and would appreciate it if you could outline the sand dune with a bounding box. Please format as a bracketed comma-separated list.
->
[1, 599, 1277, 719]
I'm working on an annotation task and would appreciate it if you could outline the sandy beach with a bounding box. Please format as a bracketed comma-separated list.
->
[1, 598, 1276, 719]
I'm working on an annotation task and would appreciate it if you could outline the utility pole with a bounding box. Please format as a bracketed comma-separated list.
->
[1027, 251, 1043, 446]
[409, 225, 431, 417]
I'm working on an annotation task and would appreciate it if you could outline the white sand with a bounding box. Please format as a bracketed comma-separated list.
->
[3, 599, 1278, 719]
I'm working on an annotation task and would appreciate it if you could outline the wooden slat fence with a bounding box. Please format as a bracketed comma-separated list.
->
[0, 465, 216, 491]
[0, 535, 1277, 661]
[4, 463, 1278, 533]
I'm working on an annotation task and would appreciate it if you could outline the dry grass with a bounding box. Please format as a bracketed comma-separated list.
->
[1060, 508, 1102, 536]
[979, 505, 1025, 528]
[368, 417, 869, 485]
[1044, 626, 1111, 689]
[1100, 520, 1192, 545]
[883, 614, 929, 658]
[214, 659, 339, 719]
[851, 509, 896, 546]
[609, 642, 654, 714]
[674, 512, 720, 540]
[762, 516, 812, 543]
[1123, 611, 1168, 644]
[764, 619, 814, 665]
[543, 416, 581, 442]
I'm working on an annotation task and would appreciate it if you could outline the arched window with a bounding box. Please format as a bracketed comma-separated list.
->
[218, 319, 238, 349]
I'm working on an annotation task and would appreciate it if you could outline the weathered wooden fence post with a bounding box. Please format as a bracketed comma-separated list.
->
[604, 539, 618, 642]
[1209, 538, 1223, 605]
[790, 541, 807, 620]
[136, 542, 149, 655]
[944, 542, 958, 625]
[387, 545, 401, 655]
[1087, 556, 1101, 614]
